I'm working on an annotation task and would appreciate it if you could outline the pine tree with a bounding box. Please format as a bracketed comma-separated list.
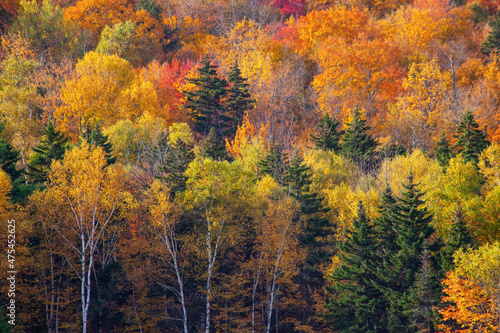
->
[200, 127, 229, 161]
[28, 122, 68, 184]
[482, 15, 500, 55]
[259, 142, 288, 185]
[452, 111, 489, 165]
[185, 59, 229, 137]
[325, 202, 387, 332]
[82, 123, 116, 165]
[160, 139, 195, 197]
[310, 114, 343, 152]
[341, 110, 378, 169]
[226, 61, 254, 139]
[435, 132, 454, 168]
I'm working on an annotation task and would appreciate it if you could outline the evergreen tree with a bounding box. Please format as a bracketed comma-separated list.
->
[160, 139, 195, 197]
[259, 142, 288, 185]
[382, 174, 435, 332]
[439, 204, 473, 274]
[185, 59, 229, 137]
[0, 122, 33, 202]
[405, 243, 441, 333]
[435, 132, 454, 168]
[82, 123, 116, 165]
[226, 61, 254, 138]
[452, 111, 489, 165]
[482, 15, 500, 55]
[310, 114, 343, 151]
[200, 127, 229, 161]
[28, 122, 68, 184]
[325, 203, 386, 332]
[285, 151, 332, 273]
[341, 110, 378, 169]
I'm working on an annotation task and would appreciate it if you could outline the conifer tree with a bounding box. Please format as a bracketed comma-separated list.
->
[0, 122, 32, 202]
[226, 61, 254, 138]
[185, 59, 229, 137]
[28, 122, 68, 184]
[200, 127, 229, 161]
[82, 123, 116, 165]
[482, 15, 500, 55]
[310, 114, 343, 151]
[341, 109, 378, 169]
[405, 243, 441, 333]
[285, 151, 332, 273]
[325, 202, 386, 332]
[435, 132, 454, 168]
[452, 111, 489, 165]
[382, 174, 435, 332]
[259, 142, 288, 185]
[439, 204, 473, 274]
[160, 139, 195, 197]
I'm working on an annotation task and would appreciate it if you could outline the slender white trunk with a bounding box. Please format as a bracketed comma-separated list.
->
[251, 257, 261, 333]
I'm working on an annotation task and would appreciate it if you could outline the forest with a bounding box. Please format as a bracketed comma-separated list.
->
[0, 0, 500, 331]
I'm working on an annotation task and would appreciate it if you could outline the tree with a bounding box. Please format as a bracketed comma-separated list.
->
[325, 202, 386, 332]
[435, 132, 454, 168]
[30, 143, 130, 333]
[405, 243, 441, 332]
[81, 123, 116, 165]
[341, 109, 378, 169]
[185, 59, 229, 137]
[482, 16, 500, 55]
[226, 61, 255, 139]
[28, 122, 68, 185]
[381, 174, 435, 331]
[160, 123, 195, 197]
[10, 0, 81, 60]
[453, 110, 489, 165]
[56, 52, 135, 137]
[439, 242, 500, 332]
[200, 127, 229, 161]
[284, 150, 332, 328]
[147, 180, 188, 333]
[259, 142, 288, 185]
[310, 114, 343, 152]
[0, 122, 32, 202]
[439, 204, 473, 274]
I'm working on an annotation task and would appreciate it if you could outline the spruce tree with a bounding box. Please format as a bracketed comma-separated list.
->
[0, 122, 33, 202]
[435, 132, 454, 168]
[405, 243, 441, 333]
[452, 111, 489, 165]
[341, 110, 378, 169]
[482, 15, 500, 55]
[160, 139, 195, 197]
[285, 151, 332, 273]
[185, 59, 229, 137]
[382, 174, 435, 332]
[226, 61, 254, 138]
[310, 114, 343, 152]
[439, 204, 473, 274]
[28, 122, 68, 184]
[325, 202, 386, 332]
[82, 123, 116, 165]
[259, 142, 288, 185]
[200, 127, 229, 161]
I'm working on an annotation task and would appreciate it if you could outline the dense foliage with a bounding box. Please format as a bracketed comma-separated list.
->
[1, 0, 500, 332]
